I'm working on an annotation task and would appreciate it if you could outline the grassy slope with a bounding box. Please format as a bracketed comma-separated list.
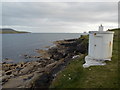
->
[0, 31, 29, 34]
[50, 29, 120, 88]
[0, 29, 29, 34]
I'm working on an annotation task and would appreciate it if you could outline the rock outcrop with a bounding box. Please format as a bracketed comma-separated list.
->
[2, 36, 88, 88]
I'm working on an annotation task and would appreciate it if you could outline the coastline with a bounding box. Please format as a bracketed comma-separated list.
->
[1, 35, 88, 88]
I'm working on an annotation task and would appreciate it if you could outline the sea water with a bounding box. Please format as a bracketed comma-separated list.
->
[2, 33, 86, 63]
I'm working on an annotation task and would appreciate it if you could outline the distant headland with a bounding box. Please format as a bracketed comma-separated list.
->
[0, 28, 30, 34]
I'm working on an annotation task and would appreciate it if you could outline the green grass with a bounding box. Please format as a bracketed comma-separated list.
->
[50, 29, 120, 88]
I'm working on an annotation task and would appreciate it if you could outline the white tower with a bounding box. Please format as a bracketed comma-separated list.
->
[99, 24, 104, 31]
[83, 25, 114, 68]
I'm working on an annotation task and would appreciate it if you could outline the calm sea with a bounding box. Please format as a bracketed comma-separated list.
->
[2, 33, 86, 63]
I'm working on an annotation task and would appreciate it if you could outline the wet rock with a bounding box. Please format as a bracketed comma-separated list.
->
[24, 72, 43, 88]
[5, 71, 12, 75]
[36, 68, 45, 73]
[12, 70, 19, 76]
[45, 61, 58, 70]
[52, 53, 64, 60]
[23, 54, 32, 59]
[2, 71, 6, 76]
[19, 65, 34, 75]
[2, 64, 11, 71]
[4, 58, 13, 61]
[47, 59, 55, 64]
[16, 63, 25, 70]
[2, 62, 6, 64]
[48, 47, 58, 55]
[33, 56, 41, 58]
[37, 49, 52, 60]
[2, 74, 31, 88]
[2, 75, 11, 84]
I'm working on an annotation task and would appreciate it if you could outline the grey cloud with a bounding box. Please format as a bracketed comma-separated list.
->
[1, 2, 118, 32]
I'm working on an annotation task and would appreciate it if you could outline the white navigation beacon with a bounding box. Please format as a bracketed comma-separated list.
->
[99, 24, 104, 31]
[83, 25, 114, 68]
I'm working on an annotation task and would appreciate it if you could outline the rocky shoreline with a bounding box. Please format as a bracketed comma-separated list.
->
[1, 35, 88, 88]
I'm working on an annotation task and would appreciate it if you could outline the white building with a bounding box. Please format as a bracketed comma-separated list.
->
[83, 25, 114, 68]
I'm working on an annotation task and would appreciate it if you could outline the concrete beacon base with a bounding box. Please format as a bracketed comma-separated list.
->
[83, 56, 107, 68]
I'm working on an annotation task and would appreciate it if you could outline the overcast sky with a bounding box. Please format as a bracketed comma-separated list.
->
[1, 2, 118, 33]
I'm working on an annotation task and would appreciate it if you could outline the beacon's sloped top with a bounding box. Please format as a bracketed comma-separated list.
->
[89, 31, 114, 34]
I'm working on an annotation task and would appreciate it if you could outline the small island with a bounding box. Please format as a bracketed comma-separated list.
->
[0, 28, 30, 34]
